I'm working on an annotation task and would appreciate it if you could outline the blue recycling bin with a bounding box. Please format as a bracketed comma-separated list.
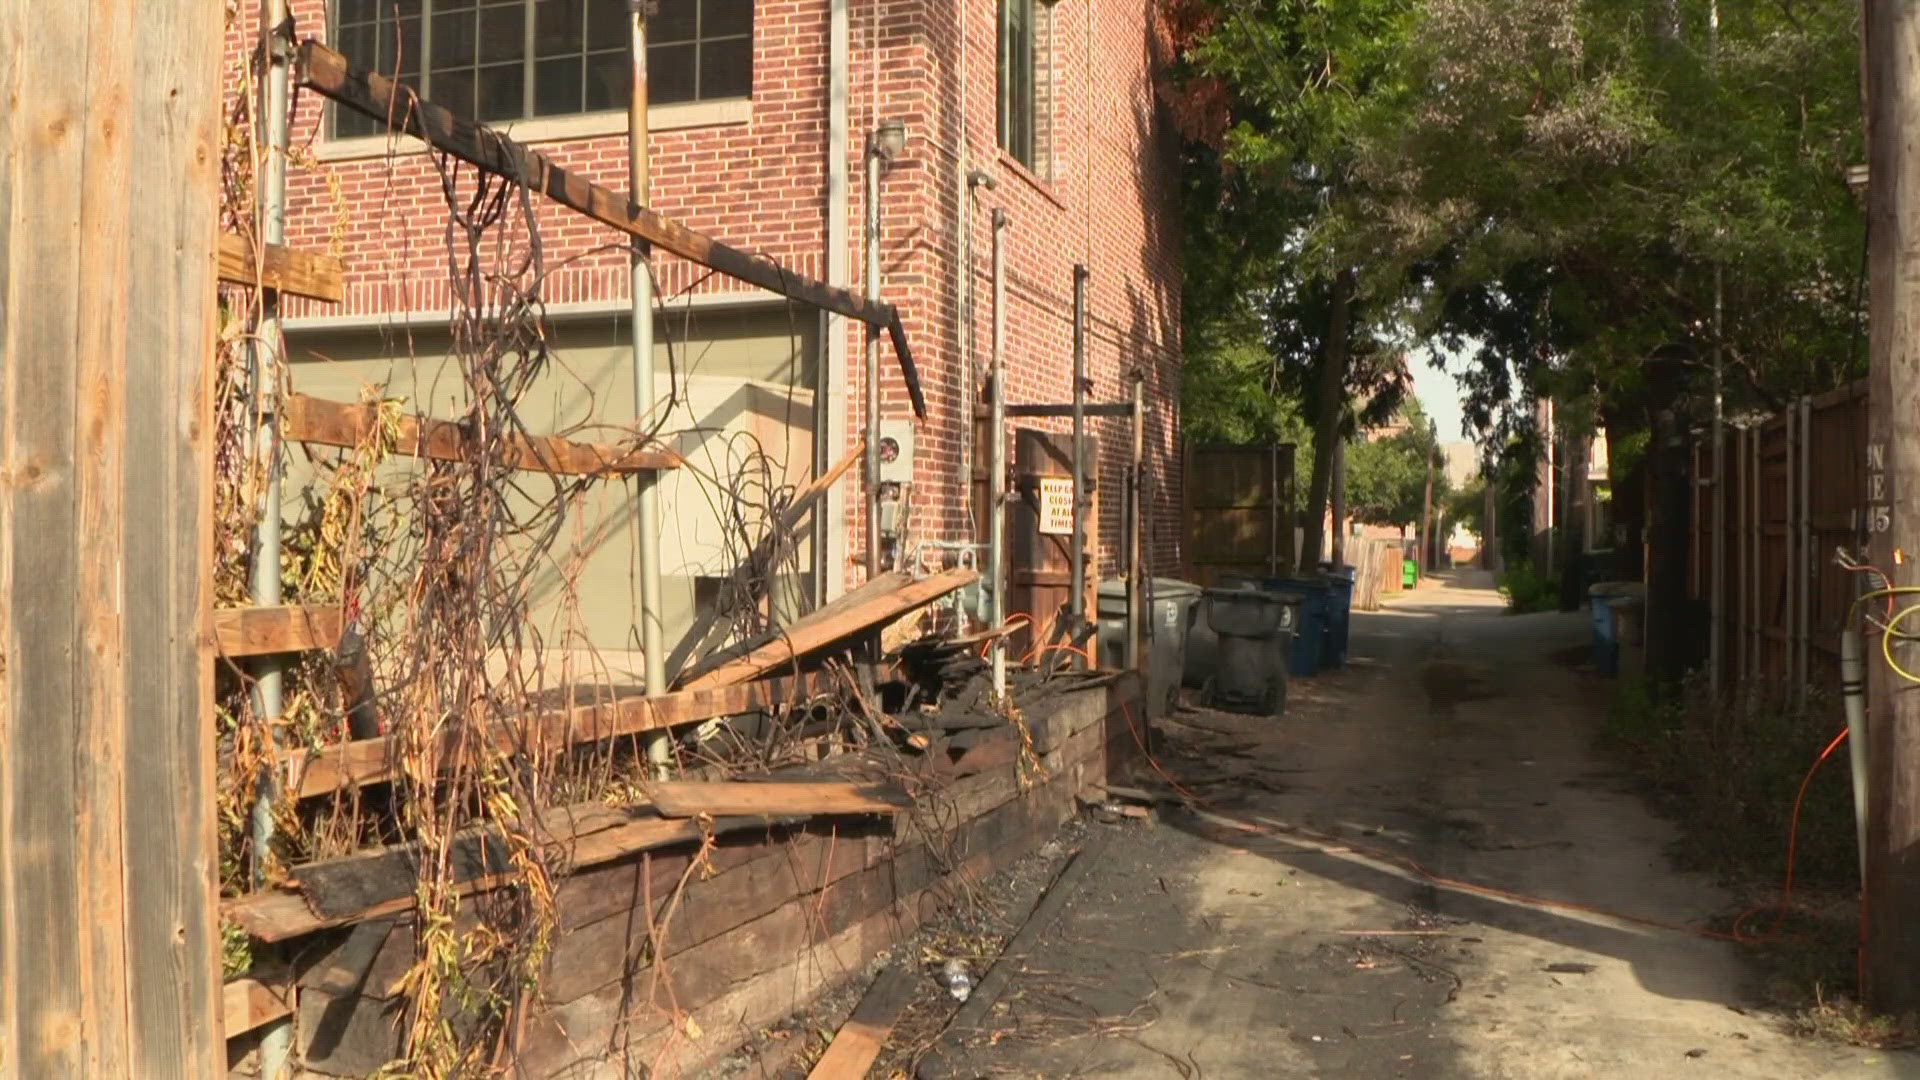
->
[1587, 582, 1633, 677]
[1266, 576, 1332, 676]
[1317, 565, 1356, 667]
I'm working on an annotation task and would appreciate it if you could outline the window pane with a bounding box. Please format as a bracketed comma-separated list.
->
[651, 0, 698, 45]
[648, 42, 696, 103]
[584, 49, 628, 111]
[702, 0, 752, 41]
[377, 14, 422, 73]
[534, 56, 584, 115]
[336, 107, 375, 139]
[998, 0, 1034, 165]
[476, 63, 525, 120]
[535, 0, 585, 56]
[337, 0, 378, 23]
[434, 67, 477, 119]
[430, 9, 476, 69]
[699, 37, 751, 99]
[336, 23, 374, 67]
[478, 4, 525, 64]
[586, 0, 627, 49]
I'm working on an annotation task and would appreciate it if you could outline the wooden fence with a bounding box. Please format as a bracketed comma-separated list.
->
[1181, 442, 1295, 586]
[1352, 537, 1405, 611]
[1689, 380, 1869, 691]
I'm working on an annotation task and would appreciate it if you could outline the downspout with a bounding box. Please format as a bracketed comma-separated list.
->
[822, 0, 851, 601]
[254, 2, 293, 1075]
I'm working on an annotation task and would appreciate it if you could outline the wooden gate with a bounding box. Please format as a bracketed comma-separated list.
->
[1008, 428, 1098, 660]
[1181, 443, 1296, 585]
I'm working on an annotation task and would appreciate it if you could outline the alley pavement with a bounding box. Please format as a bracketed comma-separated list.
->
[925, 572, 1920, 1079]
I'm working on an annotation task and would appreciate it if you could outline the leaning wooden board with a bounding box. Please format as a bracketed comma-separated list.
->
[677, 568, 978, 691]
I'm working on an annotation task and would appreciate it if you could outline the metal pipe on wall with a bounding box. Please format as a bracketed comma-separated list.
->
[864, 145, 883, 579]
[630, 1, 669, 771]
[1070, 264, 1088, 638]
[821, 0, 850, 602]
[1128, 373, 1145, 676]
[254, 3, 293, 1073]
[989, 210, 1009, 702]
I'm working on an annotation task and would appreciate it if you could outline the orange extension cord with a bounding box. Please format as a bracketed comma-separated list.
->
[1114, 699, 1864, 979]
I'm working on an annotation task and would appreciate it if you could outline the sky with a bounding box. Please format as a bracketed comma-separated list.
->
[1410, 344, 1470, 444]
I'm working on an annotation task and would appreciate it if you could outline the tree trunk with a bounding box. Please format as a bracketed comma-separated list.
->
[1531, 398, 1555, 571]
[1482, 468, 1499, 571]
[1643, 352, 1697, 688]
[1329, 438, 1347, 568]
[1863, 0, 1920, 1014]
[1300, 268, 1354, 571]
[1420, 430, 1435, 572]
[1558, 433, 1590, 611]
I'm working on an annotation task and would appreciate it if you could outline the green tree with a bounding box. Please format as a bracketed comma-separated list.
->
[1171, 0, 1420, 570]
[1346, 398, 1448, 528]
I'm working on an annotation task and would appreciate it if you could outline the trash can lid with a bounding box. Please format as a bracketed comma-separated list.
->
[1587, 580, 1643, 598]
[1096, 576, 1204, 599]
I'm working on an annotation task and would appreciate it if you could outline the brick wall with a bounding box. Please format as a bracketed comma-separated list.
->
[227, 0, 1181, 582]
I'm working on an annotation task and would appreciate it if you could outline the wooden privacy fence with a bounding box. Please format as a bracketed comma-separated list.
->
[1689, 380, 1869, 692]
[1352, 537, 1405, 611]
[1181, 442, 1295, 585]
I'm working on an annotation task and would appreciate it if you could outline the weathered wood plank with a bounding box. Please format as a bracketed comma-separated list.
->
[806, 966, 917, 1079]
[222, 976, 292, 1040]
[224, 806, 790, 943]
[679, 569, 977, 691]
[0, 3, 223, 1073]
[215, 232, 344, 302]
[281, 391, 681, 474]
[674, 570, 910, 687]
[4, 3, 89, 1066]
[279, 670, 841, 799]
[72, 3, 135, 1074]
[298, 39, 926, 418]
[212, 604, 344, 657]
[646, 780, 911, 818]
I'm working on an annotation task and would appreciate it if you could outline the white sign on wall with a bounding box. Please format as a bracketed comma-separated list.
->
[1038, 477, 1075, 535]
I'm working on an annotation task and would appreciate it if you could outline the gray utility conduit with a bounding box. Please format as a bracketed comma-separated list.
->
[1841, 629, 1870, 886]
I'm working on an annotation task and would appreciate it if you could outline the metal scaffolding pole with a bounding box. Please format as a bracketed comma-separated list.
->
[630, 0, 668, 770]
[989, 210, 1009, 702]
[1128, 373, 1145, 675]
[254, 3, 293, 1073]
[1069, 264, 1088, 643]
[865, 145, 883, 578]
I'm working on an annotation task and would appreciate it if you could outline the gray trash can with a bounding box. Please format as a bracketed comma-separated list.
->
[1097, 577, 1202, 717]
[1199, 587, 1295, 715]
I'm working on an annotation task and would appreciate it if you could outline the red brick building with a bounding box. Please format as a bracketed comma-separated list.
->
[231, 0, 1181, 658]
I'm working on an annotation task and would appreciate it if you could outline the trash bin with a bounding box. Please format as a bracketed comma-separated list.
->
[1097, 577, 1203, 718]
[1402, 557, 1418, 588]
[1587, 581, 1638, 677]
[1199, 587, 1296, 715]
[1262, 576, 1333, 676]
[1317, 564, 1357, 666]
